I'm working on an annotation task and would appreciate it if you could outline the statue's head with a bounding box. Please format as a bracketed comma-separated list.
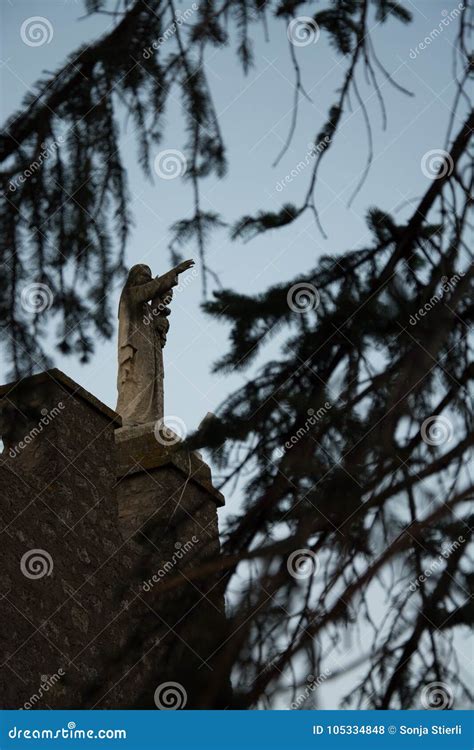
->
[127, 264, 152, 286]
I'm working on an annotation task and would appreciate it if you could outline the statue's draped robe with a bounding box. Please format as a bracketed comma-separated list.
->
[116, 270, 178, 426]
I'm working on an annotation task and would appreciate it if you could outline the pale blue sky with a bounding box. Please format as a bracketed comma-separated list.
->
[1, 0, 462, 433]
[1, 0, 469, 707]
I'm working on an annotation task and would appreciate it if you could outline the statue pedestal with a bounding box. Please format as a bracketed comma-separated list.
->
[115, 422, 224, 539]
[114, 422, 230, 708]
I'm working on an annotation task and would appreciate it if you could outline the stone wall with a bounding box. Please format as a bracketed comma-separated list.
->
[0, 369, 229, 709]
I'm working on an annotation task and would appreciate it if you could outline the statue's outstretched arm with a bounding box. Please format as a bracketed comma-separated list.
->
[129, 260, 194, 304]
[129, 272, 177, 304]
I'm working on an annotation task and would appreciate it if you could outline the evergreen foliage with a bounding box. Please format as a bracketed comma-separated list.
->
[0, 0, 472, 708]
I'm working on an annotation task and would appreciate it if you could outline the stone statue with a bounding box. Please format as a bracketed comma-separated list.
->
[116, 259, 195, 426]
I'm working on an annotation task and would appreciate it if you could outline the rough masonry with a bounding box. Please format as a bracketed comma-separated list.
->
[0, 368, 229, 709]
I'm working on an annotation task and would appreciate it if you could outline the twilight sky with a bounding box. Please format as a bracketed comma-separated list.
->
[1, 0, 469, 707]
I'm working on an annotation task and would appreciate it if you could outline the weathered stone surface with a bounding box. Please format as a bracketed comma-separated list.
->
[116, 260, 195, 426]
[0, 369, 229, 709]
